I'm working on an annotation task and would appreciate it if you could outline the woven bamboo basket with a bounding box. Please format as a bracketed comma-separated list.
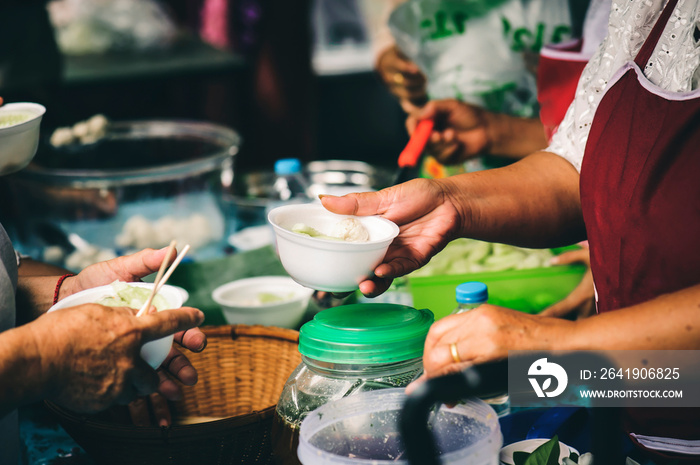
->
[45, 325, 301, 465]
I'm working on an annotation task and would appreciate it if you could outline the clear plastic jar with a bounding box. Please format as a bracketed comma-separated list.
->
[272, 303, 433, 465]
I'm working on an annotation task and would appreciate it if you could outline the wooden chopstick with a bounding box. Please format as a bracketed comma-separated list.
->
[136, 244, 191, 317]
[154, 244, 190, 295]
[137, 240, 176, 317]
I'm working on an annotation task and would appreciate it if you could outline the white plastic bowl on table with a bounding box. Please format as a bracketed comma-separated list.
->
[212, 275, 314, 328]
[48, 282, 185, 369]
[0, 102, 46, 175]
[267, 203, 400, 292]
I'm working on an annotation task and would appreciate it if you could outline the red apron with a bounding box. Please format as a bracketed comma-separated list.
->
[579, 0, 700, 456]
[537, 39, 591, 141]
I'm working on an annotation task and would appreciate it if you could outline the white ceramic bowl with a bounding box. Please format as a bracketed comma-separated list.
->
[0, 102, 46, 175]
[212, 276, 314, 328]
[267, 203, 400, 292]
[48, 282, 185, 369]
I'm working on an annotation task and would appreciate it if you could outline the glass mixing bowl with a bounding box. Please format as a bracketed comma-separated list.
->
[1, 119, 240, 271]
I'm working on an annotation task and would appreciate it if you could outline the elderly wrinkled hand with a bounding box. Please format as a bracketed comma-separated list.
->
[406, 305, 576, 394]
[37, 302, 204, 413]
[55, 248, 208, 425]
[58, 247, 208, 367]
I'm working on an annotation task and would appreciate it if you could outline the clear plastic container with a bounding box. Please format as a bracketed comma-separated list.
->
[272, 303, 434, 465]
[297, 388, 502, 465]
[451, 281, 488, 315]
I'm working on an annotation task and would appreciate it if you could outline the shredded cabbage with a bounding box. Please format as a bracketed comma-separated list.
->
[97, 281, 169, 311]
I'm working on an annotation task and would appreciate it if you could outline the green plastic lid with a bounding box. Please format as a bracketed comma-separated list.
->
[299, 303, 434, 364]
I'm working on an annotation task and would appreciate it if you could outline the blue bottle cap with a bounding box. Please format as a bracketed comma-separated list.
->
[456, 281, 488, 304]
[275, 158, 302, 175]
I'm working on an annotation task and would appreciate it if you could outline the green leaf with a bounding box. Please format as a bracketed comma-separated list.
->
[513, 451, 531, 465]
[523, 436, 560, 465]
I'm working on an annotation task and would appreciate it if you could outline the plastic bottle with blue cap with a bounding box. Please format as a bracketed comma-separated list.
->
[450, 281, 510, 416]
[451, 281, 488, 314]
[272, 158, 311, 202]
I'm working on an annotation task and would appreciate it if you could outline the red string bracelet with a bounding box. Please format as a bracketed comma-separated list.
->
[52, 273, 75, 306]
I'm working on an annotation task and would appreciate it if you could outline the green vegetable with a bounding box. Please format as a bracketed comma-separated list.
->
[0, 112, 33, 128]
[410, 238, 554, 278]
[97, 281, 169, 311]
[513, 436, 561, 465]
[257, 292, 294, 304]
[291, 223, 342, 241]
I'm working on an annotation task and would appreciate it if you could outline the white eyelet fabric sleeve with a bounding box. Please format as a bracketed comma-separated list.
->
[547, 0, 700, 172]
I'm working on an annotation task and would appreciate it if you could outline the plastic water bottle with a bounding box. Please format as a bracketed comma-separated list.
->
[451, 281, 488, 314]
[272, 158, 311, 202]
[451, 281, 510, 416]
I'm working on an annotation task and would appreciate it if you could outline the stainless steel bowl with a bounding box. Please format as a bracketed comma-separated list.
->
[2, 120, 240, 270]
[224, 160, 392, 233]
[304, 159, 393, 197]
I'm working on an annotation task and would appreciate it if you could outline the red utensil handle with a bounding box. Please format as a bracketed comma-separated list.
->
[397, 119, 434, 168]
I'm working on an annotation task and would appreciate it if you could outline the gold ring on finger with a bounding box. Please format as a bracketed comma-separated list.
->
[392, 73, 405, 85]
[450, 342, 461, 364]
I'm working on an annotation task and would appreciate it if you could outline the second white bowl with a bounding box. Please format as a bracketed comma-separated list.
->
[212, 276, 314, 328]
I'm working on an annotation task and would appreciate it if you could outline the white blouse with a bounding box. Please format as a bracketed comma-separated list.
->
[548, 0, 700, 172]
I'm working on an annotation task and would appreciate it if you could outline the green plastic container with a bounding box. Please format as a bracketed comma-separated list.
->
[299, 303, 434, 364]
[409, 264, 586, 320]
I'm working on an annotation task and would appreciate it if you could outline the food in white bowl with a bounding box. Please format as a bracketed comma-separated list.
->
[48, 281, 186, 369]
[0, 102, 46, 175]
[212, 276, 314, 328]
[267, 203, 400, 292]
[291, 217, 369, 242]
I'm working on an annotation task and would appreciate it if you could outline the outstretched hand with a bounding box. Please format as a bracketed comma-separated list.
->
[320, 178, 463, 296]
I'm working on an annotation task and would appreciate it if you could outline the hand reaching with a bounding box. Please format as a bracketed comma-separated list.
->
[320, 178, 464, 296]
[406, 99, 492, 165]
[539, 245, 595, 320]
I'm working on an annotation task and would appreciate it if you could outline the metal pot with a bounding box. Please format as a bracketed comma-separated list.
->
[1, 120, 240, 270]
